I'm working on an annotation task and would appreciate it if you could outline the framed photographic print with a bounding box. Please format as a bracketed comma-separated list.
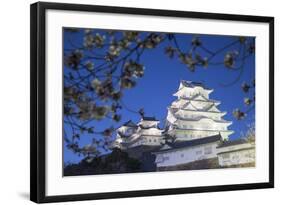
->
[30, 2, 274, 203]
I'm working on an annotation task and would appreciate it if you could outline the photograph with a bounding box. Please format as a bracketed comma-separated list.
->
[30, 2, 274, 202]
[63, 28, 256, 176]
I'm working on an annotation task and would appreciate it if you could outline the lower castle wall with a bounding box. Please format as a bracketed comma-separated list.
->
[155, 144, 256, 169]
[218, 148, 255, 167]
[155, 142, 218, 167]
[157, 158, 219, 171]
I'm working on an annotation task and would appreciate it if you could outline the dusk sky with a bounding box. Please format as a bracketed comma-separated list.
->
[64, 29, 255, 164]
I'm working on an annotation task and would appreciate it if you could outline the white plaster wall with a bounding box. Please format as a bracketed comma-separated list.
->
[129, 135, 164, 147]
[176, 109, 224, 120]
[142, 136, 164, 146]
[139, 128, 162, 135]
[155, 143, 218, 167]
[175, 130, 219, 140]
[217, 143, 254, 154]
[139, 120, 158, 127]
[172, 129, 232, 141]
[177, 119, 229, 131]
[218, 148, 255, 167]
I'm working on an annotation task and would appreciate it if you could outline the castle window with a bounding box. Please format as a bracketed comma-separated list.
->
[204, 146, 212, 155]
[196, 150, 202, 155]
[163, 156, 170, 161]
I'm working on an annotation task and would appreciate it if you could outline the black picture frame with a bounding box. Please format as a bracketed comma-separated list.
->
[30, 2, 274, 203]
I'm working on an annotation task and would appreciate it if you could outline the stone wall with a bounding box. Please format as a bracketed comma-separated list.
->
[157, 157, 255, 172]
[157, 157, 219, 171]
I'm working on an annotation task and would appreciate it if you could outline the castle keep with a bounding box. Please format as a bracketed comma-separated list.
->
[113, 80, 255, 170]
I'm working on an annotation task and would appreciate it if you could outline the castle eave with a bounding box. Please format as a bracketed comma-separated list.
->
[180, 80, 213, 91]
[169, 128, 234, 133]
[175, 117, 232, 124]
[154, 134, 222, 153]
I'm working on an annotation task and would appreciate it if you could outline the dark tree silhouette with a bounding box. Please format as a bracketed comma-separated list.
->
[63, 28, 255, 157]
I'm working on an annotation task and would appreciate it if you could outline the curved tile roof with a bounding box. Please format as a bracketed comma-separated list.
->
[180, 80, 212, 90]
[217, 138, 249, 148]
[156, 134, 222, 152]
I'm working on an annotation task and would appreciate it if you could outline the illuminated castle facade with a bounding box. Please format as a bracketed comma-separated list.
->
[113, 81, 255, 170]
[165, 80, 233, 141]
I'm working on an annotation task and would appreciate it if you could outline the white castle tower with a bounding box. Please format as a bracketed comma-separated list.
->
[114, 117, 164, 150]
[165, 80, 233, 141]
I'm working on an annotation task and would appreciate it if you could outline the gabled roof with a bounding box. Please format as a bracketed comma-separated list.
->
[217, 138, 249, 148]
[155, 134, 222, 153]
[190, 93, 208, 101]
[180, 80, 212, 90]
[123, 120, 138, 127]
[190, 102, 217, 112]
[117, 131, 131, 138]
[183, 101, 197, 110]
[180, 93, 220, 104]
[168, 102, 222, 114]
[176, 101, 220, 113]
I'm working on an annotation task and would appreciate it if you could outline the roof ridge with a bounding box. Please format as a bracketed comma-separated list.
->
[180, 80, 212, 90]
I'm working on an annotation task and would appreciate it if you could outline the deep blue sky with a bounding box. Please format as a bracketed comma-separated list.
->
[64, 29, 255, 164]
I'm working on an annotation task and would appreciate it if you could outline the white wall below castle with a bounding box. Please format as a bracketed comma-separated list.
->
[218, 148, 255, 167]
[155, 143, 218, 167]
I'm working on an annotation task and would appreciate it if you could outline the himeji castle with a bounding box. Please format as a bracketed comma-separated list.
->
[165, 80, 233, 141]
[112, 80, 255, 170]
